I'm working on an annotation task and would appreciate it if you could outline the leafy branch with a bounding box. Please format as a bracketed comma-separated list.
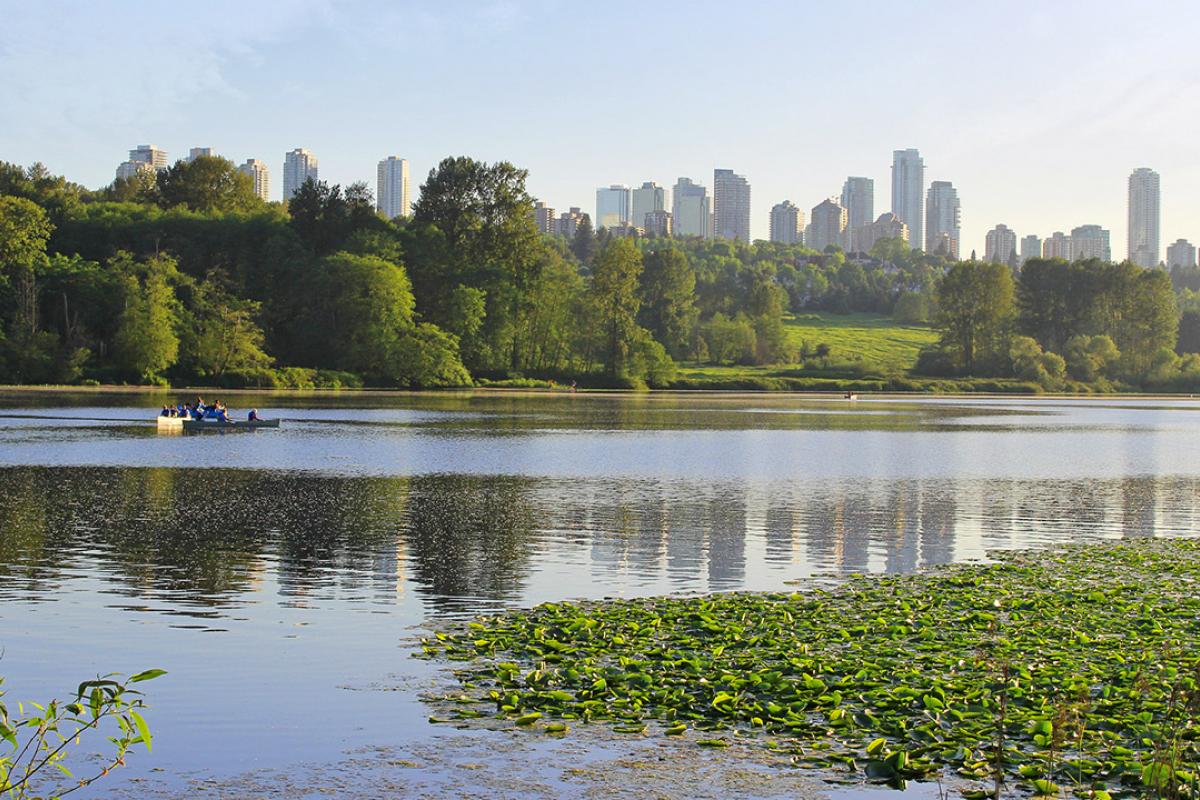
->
[0, 668, 165, 799]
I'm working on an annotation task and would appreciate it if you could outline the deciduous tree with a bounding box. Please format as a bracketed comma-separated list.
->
[934, 261, 1015, 374]
[591, 237, 644, 377]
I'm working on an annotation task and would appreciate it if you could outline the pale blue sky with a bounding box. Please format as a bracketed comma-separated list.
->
[2, 0, 1197, 257]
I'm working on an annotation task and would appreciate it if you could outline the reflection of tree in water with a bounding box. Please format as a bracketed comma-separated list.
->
[400, 474, 538, 608]
[0, 468, 415, 608]
[0, 468, 54, 587]
[0, 467, 264, 604]
[270, 476, 408, 600]
[5, 465, 1199, 615]
[0, 468, 541, 612]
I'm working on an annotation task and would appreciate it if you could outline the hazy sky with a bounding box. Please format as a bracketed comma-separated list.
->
[2, 0, 1197, 257]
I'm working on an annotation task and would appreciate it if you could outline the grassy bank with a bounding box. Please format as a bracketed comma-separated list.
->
[423, 539, 1200, 797]
[667, 369, 1044, 393]
[0, 311, 1175, 395]
[784, 312, 939, 367]
[672, 312, 972, 391]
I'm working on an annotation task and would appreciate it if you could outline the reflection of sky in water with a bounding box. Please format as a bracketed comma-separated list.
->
[0, 392, 1199, 797]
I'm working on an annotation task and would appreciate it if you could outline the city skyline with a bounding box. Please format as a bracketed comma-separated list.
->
[6, 2, 1197, 256]
[103, 140, 1179, 263]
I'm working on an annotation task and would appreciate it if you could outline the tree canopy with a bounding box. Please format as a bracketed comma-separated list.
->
[2, 156, 1197, 392]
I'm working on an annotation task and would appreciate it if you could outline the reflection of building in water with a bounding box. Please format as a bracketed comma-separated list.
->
[368, 530, 408, 599]
[1155, 478, 1200, 535]
[703, 490, 747, 589]
[401, 475, 538, 608]
[764, 501, 804, 566]
[665, 497, 707, 588]
[915, 484, 957, 567]
[586, 481, 668, 574]
[760, 480, 961, 576]
[12, 465, 1200, 619]
[799, 493, 867, 573]
[1121, 478, 1158, 538]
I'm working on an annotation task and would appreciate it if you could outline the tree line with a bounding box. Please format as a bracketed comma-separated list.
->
[0, 155, 949, 389]
[921, 258, 1189, 390]
[0, 154, 1195, 391]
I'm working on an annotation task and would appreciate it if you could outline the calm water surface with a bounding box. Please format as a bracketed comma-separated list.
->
[1, 391, 1198, 798]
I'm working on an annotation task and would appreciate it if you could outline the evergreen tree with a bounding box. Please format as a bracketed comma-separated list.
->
[571, 217, 597, 266]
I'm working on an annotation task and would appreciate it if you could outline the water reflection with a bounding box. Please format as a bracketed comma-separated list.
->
[2, 467, 1198, 618]
[3, 391, 1200, 798]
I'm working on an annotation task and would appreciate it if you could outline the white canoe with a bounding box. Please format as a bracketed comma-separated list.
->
[156, 416, 280, 432]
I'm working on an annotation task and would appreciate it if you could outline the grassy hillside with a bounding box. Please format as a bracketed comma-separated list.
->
[668, 313, 1037, 393]
[784, 312, 938, 369]
[664, 313, 1023, 392]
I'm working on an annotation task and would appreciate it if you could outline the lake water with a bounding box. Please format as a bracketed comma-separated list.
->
[1, 391, 1199, 798]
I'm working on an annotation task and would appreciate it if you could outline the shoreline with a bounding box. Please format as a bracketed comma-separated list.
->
[0, 383, 1195, 402]
[0, 384, 1197, 401]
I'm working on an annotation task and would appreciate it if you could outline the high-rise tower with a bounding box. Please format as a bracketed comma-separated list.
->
[672, 178, 711, 238]
[891, 149, 925, 250]
[1128, 167, 1160, 268]
[631, 182, 666, 231]
[377, 156, 411, 219]
[283, 148, 319, 200]
[924, 181, 960, 258]
[713, 168, 751, 242]
[769, 201, 802, 245]
[595, 185, 631, 230]
[238, 159, 271, 201]
[840, 177, 874, 237]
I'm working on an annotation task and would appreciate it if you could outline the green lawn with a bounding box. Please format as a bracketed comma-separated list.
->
[675, 312, 937, 385]
[669, 313, 952, 391]
[783, 312, 938, 369]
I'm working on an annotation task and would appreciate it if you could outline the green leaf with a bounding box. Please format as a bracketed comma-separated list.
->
[129, 710, 152, 752]
[1142, 762, 1172, 789]
[129, 669, 168, 684]
[1030, 779, 1060, 796]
